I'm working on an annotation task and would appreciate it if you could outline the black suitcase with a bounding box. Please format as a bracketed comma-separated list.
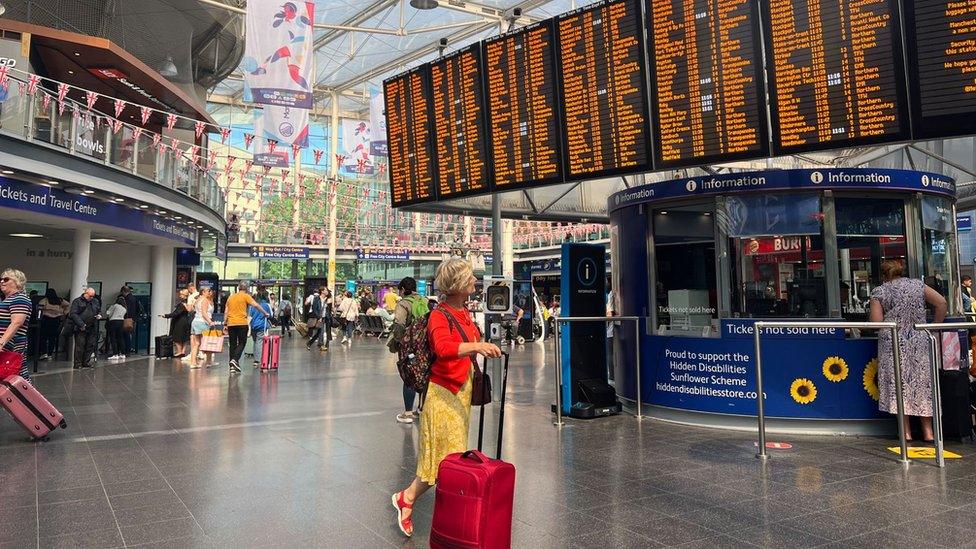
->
[154, 336, 174, 359]
[940, 369, 974, 440]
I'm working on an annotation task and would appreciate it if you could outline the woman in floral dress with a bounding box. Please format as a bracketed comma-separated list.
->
[869, 260, 946, 442]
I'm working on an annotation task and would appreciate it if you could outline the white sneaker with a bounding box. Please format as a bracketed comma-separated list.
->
[395, 412, 414, 424]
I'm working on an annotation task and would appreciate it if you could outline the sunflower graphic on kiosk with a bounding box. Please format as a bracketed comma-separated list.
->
[790, 378, 818, 404]
[822, 356, 849, 382]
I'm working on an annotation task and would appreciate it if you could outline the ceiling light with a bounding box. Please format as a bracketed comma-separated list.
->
[82, 189, 95, 194]
[159, 210, 167, 214]
[660, 211, 669, 215]
[139, 204, 149, 209]
[0, 4, 5, 17]
[410, 0, 438, 9]
[159, 56, 178, 78]
[47, 180, 59, 185]
[1, 170, 12, 175]
[67, 70, 74, 75]
[9, 233, 43, 238]
[91, 238, 116, 243]
[112, 198, 124, 203]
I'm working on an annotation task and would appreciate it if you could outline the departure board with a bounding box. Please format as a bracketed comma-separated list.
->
[763, 0, 911, 155]
[648, 0, 769, 168]
[430, 44, 491, 200]
[557, 0, 651, 180]
[484, 20, 564, 191]
[905, 0, 976, 139]
[383, 66, 437, 208]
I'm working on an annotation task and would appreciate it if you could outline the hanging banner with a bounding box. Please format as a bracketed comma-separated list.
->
[340, 119, 373, 175]
[369, 88, 388, 157]
[243, 1, 315, 109]
[253, 106, 308, 168]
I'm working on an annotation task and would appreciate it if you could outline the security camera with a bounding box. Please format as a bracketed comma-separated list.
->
[439, 38, 449, 47]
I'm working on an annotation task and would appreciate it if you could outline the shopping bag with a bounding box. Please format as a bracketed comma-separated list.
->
[0, 350, 22, 379]
[200, 329, 224, 353]
[942, 331, 962, 370]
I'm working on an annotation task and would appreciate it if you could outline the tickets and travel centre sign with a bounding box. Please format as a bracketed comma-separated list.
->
[0, 176, 196, 245]
[609, 168, 955, 212]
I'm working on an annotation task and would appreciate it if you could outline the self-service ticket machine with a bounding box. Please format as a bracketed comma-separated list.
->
[557, 243, 622, 419]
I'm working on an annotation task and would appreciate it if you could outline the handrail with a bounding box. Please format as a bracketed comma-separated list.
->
[0, 74, 225, 218]
[753, 320, 909, 464]
[553, 316, 641, 426]
[912, 322, 976, 467]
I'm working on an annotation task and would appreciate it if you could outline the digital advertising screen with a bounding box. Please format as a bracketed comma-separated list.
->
[904, 0, 976, 139]
[383, 66, 437, 207]
[556, 0, 652, 180]
[647, 0, 769, 168]
[762, 0, 911, 155]
[483, 20, 565, 191]
[430, 44, 492, 200]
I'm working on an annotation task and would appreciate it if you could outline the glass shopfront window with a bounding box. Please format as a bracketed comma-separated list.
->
[726, 194, 827, 318]
[921, 195, 958, 310]
[653, 203, 718, 336]
[835, 197, 907, 320]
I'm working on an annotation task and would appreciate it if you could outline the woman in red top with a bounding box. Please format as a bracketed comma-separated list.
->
[392, 257, 501, 537]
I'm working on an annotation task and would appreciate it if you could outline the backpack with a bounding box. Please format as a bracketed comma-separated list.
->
[396, 308, 437, 393]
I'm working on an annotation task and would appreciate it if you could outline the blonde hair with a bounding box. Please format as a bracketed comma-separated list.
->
[434, 257, 474, 296]
[1, 268, 26, 291]
[880, 260, 904, 282]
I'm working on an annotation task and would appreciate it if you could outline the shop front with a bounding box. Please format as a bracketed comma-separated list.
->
[608, 169, 959, 434]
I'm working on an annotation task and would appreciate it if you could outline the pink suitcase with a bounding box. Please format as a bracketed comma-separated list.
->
[260, 335, 280, 370]
[0, 376, 67, 440]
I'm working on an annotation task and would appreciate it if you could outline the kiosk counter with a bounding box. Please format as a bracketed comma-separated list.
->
[608, 169, 960, 434]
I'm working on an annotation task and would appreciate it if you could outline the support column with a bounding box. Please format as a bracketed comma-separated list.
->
[491, 196, 502, 276]
[502, 219, 514, 278]
[150, 246, 175, 344]
[327, 91, 340, 291]
[70, 228, 91, 299]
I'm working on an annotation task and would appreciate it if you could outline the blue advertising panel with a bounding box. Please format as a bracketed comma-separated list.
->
[609, 169, 955, 213]
[417, 280, 428, 297]
[559, 243, 607, 413]
[0, 176, 197, 245]
[249, 246, 309, 259]
[957, 214, 972, 233]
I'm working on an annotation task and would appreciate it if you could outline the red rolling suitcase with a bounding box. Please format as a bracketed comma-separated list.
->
[260, 335, 280, 370]
[430, 353, 515, 549]
[0, 376, 67, 440]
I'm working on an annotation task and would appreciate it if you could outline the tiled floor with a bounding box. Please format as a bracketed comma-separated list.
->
[1, 335, 975, 548]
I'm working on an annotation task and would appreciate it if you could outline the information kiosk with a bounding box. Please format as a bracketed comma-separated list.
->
[608, 168, 959, 434]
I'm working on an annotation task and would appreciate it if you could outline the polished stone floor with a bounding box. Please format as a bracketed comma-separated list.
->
[2, 335, 975, 548]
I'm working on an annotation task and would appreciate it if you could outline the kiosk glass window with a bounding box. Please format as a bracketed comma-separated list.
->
[725, 194, 827, 318]
[921, 195, 958, 310]
[653, 204, 718, 336]
[835, 197, 906, 320]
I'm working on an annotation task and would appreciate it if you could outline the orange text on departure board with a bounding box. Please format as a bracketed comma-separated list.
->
[559, 0, 648, 177]
[651, 0, 764, 164]
[385, 71, 434, 206]
[767, 0, 902, 149]
[431, 49, 489, 197]
[485, 24, 562, 187]
[915, 0, 976, 117]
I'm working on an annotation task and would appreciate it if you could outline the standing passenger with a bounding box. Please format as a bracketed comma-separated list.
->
[224, 282, 268, 373]
[105, 296, 127, 360]
[68, 288, 99, 370]
[0, 269, 33, 379]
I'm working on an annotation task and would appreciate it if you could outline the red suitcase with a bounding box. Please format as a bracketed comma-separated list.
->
[260, 335, 280, 370]
[430, 353, 514, 549]
[0, 376, 67, 440]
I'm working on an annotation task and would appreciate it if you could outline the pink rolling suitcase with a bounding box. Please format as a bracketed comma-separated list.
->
[0, 376, 67, 440]
[260, 335, 280, 370]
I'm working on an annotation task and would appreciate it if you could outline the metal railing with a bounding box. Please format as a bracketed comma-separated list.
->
[753, 321, 910, 464]
[553, 316, 641, 426]
[913, 322, 976, 468]
[0, 74, 225, 216]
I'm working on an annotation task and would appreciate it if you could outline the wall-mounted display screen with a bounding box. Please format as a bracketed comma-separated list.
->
[383, 67, 437, 207]
[557, 0, 651, 180]
[483, 20, 564, 191]
[647, 0, 769, 168]
[904, 0, 976, 139]
[430, 44, 491, 200]
[763, 0, 911, 155]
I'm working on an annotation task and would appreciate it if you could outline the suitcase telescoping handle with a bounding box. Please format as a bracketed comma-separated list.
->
[476, 351, 509, 460]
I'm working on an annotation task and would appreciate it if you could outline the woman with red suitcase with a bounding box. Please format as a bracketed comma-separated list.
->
[0, 269, 33, 380]
[391, 258, 501, 538]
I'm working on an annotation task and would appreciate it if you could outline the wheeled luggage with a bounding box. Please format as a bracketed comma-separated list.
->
[260, 335, 280, 370]
[154, 335, 174, 358]
[0, 375, 67, 440]
[940, 369, 974, 440]
[431, 353, 515, 549]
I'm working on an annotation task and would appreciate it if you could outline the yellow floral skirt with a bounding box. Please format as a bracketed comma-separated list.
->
[416, 372, 472, 484]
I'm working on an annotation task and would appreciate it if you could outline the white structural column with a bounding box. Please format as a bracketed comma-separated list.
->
[502, 219, 514, 278]
[150, 245, 174, 344]
[327, 91, 340, 291]
[70, 228, 91, 299]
